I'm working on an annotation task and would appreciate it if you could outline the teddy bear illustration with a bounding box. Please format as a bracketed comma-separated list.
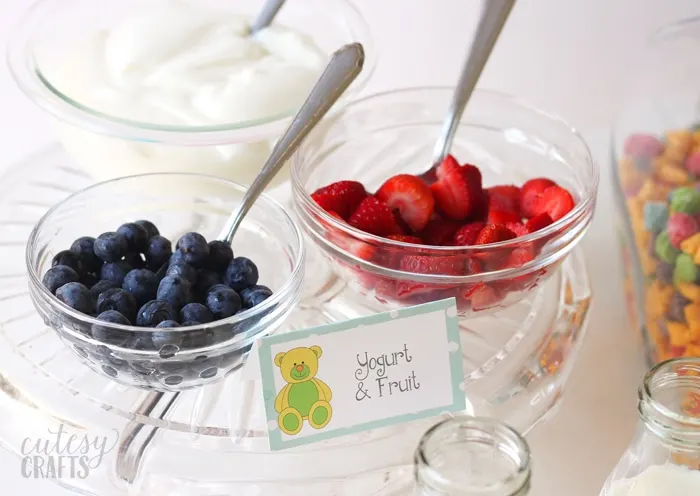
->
[273, 345, 333, 436]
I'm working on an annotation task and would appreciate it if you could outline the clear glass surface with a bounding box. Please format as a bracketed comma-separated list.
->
[6, 0, 375, 186]
[292, 88, 598, 317]
[25, 172, 305, 391]
[0, 146, 592, 494]
[413, 416, 530, 496]
[600, 358, 700, 495]
[611, 16, 700, 366]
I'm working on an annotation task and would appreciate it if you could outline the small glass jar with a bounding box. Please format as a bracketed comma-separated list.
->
[412, 416, 531, 496]
[600, 357, 700, 495]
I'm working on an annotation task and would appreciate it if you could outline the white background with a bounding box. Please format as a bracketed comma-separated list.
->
[0, 0, 698, 494]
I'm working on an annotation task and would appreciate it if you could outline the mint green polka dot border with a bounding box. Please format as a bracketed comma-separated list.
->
[257, 298, 465, 451]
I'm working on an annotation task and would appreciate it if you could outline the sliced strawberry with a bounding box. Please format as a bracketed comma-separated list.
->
[502, 247, 539, 291]
[399, 255, 466, 275]
[376, 174, 435, 232]
[419, 218, 462, 246]
[506, 246, 535, 267]
[347, 240, 376, 261]
[387, 234, 423, 244]
[536, 186, 575, 222]
[348, 197, 403, 237]
[311, 181, 367, 219]
[374, 277, 397, 303]
[327, 211, 344, 221]
[525, 212, 554, 233]
[487, 209, 521, 225]
[461, 282, 502, 311]
[430, 156, 482, 221]
[453, 222, 486, 246]
[520, 178, 556, 218]
[461, 164, 483, 190]
[505, 221, 528, 237]
[465, 257, 484, 275]
[487, 185, 520, 214]
[474, 224, 518, 245]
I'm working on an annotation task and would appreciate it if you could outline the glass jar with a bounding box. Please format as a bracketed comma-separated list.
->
[7, 0, 375, 188]
[612, 16, 700, 365]
[600, 358, 700, 495]
[412, 416, 531, 496]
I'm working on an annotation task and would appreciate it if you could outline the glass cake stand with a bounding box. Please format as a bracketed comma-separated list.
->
[0, 145, 592, 496]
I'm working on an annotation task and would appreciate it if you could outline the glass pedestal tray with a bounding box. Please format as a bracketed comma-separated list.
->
[0, 146, 592, 495]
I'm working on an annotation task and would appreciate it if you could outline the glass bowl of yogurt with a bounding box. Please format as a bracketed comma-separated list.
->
[7, 0, 375, 188]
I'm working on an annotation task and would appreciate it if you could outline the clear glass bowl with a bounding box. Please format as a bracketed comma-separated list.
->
[25, 173, 305, 392]
[612, 16, 700, 366]
[6, 0, 375, 187]
[292, 88, 599, 316]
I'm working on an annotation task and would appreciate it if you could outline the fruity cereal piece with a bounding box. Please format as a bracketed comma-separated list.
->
[419, 218, 462, 246]
[430, 155, 482, 221]
[487, 209, 521, 225]
[311, 180, 367, 219]
[520, 178, 556, 219]
[623, 133, 665, 159]
[535, 186, 575, 222]
[453, 222, 486, 246]
[487, 185, 520, 214]
[348, 197, 403, 237]
[376, 174, 435, 232]
[667, 213, 699, 249]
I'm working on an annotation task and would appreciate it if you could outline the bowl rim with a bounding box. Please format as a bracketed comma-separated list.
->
[26, 172, 306, 342]
[291, 86, 600, 254]
[6, 0, 377, 145]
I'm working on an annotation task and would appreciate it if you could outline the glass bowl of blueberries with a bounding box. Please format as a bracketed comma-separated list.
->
[26, 173, 305, 391]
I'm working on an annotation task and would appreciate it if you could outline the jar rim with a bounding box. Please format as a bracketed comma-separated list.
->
[6, 0, 377, 145]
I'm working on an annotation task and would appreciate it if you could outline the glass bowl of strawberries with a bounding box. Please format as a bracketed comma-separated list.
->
[291, 88, 599, 315]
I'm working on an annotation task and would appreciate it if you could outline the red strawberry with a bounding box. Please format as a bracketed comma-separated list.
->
[419, 218, 462, 246]
[520, 178, 556, 218]
[487, 209, 521, 225]
[465, 257, 484, 275]
[311, 181, 367, 219]
[327, 211, 344, 221]
[487, 185, 520, 214]
[348, 197, 403, 236]
[430, 155, 482, 221]
[505, 221, 528, 237]
[525, 212, 554, 233]
[462, 282, 502, 311]
[461, 164, 483, 190]
[453, 222, 486, 246]
[399, 255, 466, 275]
[387, 234, 423, 244]
[506, 246, 535, 267]
[374, 277, 398, 302]
[474, 224, 518, 245]
[536, 186, 575, 221]
[347, 240, 377, 261]
[376, 174, 435, 232]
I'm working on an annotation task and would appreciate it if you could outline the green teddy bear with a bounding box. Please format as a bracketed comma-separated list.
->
[274, 346, 333, 436]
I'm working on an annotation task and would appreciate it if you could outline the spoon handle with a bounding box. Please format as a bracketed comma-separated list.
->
[218, 42, 365, 244]
[431, 0, 516, 167]
[249, 0, 286, 33]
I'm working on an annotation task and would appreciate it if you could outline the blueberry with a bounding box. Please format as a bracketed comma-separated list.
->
[136, 300, 176, 327]
[157, 275, 192, 310]
[70, 236, 102, 273]
[180, 303, 213, 324]
[89, 279, 118, 297]
[169, 251, 185, 266]
[42, 265, 79, 294]
[206, 241, 233, 271]
[117, 222, 149, 253]
[224, 257, 259, 291]
[100, 261, 132, 286]
[122, 269, 159, 306]
[96, 288, 138, 322]
[156, 320, 181, 329]
[80, 272, 100, 288]
[206, 284, 241, 319]
[239, 285, 273, 309]
[125, 252, 146, 269]
[146, 235, 172, 270]
[51, 250, 84, 275]
[93, 232, 129, 262]
[95, 310, 131, 325]
[180, 321, 202, 327]
[177, 232, 210, 267]
[135, 220, 159, 240]
[193, 269, 223, 300]
[126, 334, 154, 351]
[92, 311, 131, 346]
[152, 329, 184, 351]
[56, 282, 95, 315]
[166, 261, 197, 283]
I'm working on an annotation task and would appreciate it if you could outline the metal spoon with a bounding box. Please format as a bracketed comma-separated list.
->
[115, 42, 365, 484]
[248, 0, 286, 34]
[419, 0, 516, 183]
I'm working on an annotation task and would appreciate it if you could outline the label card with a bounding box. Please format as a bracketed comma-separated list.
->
[256, 298, 465, 451]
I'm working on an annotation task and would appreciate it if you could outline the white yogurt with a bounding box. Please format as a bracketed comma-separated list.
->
[605, 464, 700, 495]
[40, 0, 327, 186]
